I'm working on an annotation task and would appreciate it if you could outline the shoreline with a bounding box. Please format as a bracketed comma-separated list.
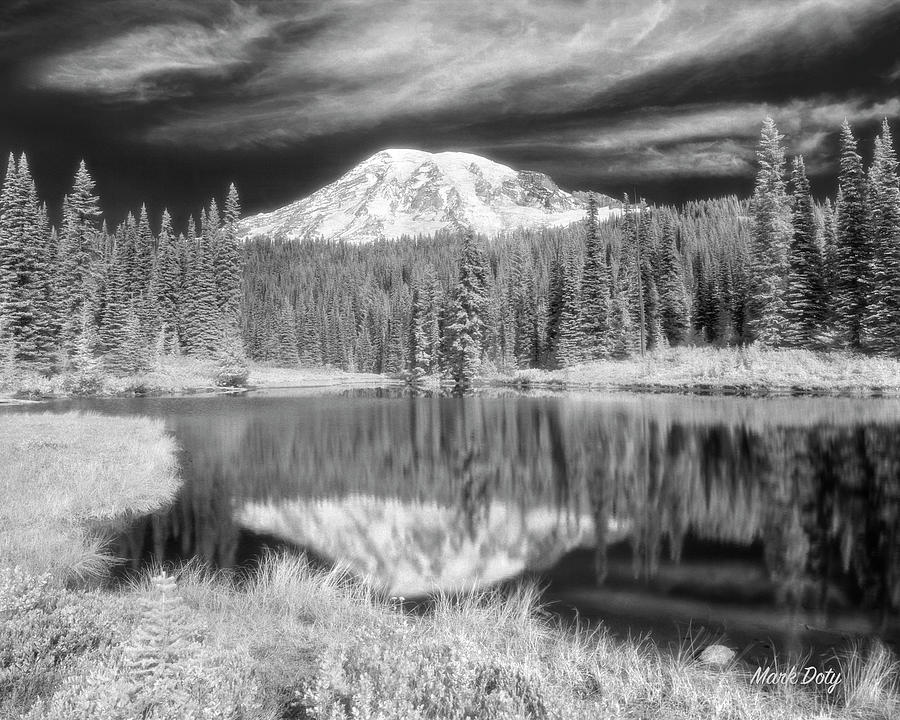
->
[485, 346, 900, 399]
[3, 346, 900, 402]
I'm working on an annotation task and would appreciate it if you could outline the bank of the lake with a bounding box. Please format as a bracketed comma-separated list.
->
[494, 346, 900, 396]
[0, 356, 397, 401]
[3, 347, 899, 402]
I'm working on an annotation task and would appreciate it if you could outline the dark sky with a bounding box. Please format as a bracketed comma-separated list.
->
[2, 0, 899, 228]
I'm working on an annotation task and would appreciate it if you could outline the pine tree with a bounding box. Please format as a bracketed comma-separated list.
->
[99, 243, 129, 354]
[555, 244, 584, 367]
[446, 232, 487, 391]
[182, 216, 221, 354]
[0, 154, 56, 369]
[60, 160, 102, 352]
[820, 198, 840, 309]
[835, 120, 872, 350]
[508, 246, 535, 367]
[866, 119, 900, 355]
[544, 248, 565, 364]
[217, 184, 243, 324]
[132, 204, 154, 295]
[612, 200, 641, 356]
[657, 215, 689, 346]
[155, 210, 182, 351]
[746, 117, 792, 346]
[213, 322, 249, 386]
[693, 254, 718, 343]
[70, 303, 102, 372]
[0, 155, 16, 311]
[274, 301, 299, 365]
[111, 303, 150, 375]
[408, 285, 430, 377]
[384, 314, 404, 373]
[640, 255, 664, 350]
[783, 156, 826, 347]
[580, 193, 612, 358]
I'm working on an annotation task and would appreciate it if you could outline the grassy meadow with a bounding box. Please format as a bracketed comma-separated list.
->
[0, 412, 179, 580]
[0, 355, 395, 400]
[502, 345, 900, 396]
[1, 410, 898, 719]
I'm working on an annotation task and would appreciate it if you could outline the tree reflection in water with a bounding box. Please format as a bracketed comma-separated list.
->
[104, 389, 899, 649]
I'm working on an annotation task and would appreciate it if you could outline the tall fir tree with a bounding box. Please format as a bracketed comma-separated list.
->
[217, 184, 244, 324]
[555, 243, 584, 367]
[408, 285, 431, 377]
[110, 302, 150, 375]
[60, 160, 102, 353]
[580, 193, 612, 358]
[0, 155, 16, 312]
[183, 217, 221, 354]
[508, 245, 536, 367]
[132, 204, 154, 295]
[834, 120, 872, 350]
[446, 232, 487, 391]
[98, 242, 129, 355]
[274, 301, 300, 365]
[783, 156, 827, 347]
[544, 247, 565, 364]
[657, 215, 689, 346]
[155, 209, 182, 351]
[746, 117, 792, 346]
[0, 155, 53, 367]
[820, 198, 840, 308]
[866, 120, 900, 355]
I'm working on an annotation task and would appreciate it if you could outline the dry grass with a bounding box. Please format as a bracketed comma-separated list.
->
[0, 411, 180, 580]
[505, 345, 900, 396]
[0, 356, 394, 398]
[162, 554, 899, 720]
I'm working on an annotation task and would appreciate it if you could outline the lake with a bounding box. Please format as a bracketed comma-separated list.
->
[6, 387, 900, 664]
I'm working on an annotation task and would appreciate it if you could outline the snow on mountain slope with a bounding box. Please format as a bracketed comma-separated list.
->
[240, 148, 618, 243]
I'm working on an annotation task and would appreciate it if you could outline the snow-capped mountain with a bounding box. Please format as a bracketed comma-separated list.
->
[239, 148, 618, 243]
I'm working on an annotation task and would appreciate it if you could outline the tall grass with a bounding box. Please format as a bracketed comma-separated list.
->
[0, 411, 179, 580]
[169, 554, 899, 720]
[509, 345, 900, 395]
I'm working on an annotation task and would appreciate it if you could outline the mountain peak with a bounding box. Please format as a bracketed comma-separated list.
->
[240, 148, 617, 243]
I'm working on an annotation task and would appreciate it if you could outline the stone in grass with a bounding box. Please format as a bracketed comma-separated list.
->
[698, 644, 736, 668]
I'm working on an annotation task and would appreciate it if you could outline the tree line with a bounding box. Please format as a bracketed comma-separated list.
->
[0, 156, 244, 382]
[244, 117, 900, 387]
[3, 116, 898, 389]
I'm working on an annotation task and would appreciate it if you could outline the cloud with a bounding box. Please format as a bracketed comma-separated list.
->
[465, 94, 900, 182]
[28, 3, 274, 100]
[20, 0, 894, 149]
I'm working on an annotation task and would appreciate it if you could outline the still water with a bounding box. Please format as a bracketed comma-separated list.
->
[8, 388, 900, 661]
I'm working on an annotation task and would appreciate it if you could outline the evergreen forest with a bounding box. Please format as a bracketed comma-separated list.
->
[1, 117, 899, 389]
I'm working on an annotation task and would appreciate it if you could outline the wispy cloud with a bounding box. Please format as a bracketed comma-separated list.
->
[21, 0, 894, 150]
[28, 3, 274, 100]
[472, 95, 900, 181]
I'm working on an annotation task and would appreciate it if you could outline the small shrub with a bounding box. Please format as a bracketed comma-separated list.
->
[303, 625, 551, 720]
[213, 325, 250, 388]
[60, 369, 106, 396]
[0, 567, 120, 711]
[28, 573, 268, 720]
[214, 364, 250, 388]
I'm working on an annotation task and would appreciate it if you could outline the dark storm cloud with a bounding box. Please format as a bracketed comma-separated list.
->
[1, 0, 899, 218]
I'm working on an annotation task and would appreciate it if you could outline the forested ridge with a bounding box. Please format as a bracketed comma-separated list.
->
[1, 117, 899, 388]
[245, 118, 900, 385]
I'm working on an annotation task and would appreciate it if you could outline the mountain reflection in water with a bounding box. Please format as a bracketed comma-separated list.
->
[12, 388, 898, 657]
